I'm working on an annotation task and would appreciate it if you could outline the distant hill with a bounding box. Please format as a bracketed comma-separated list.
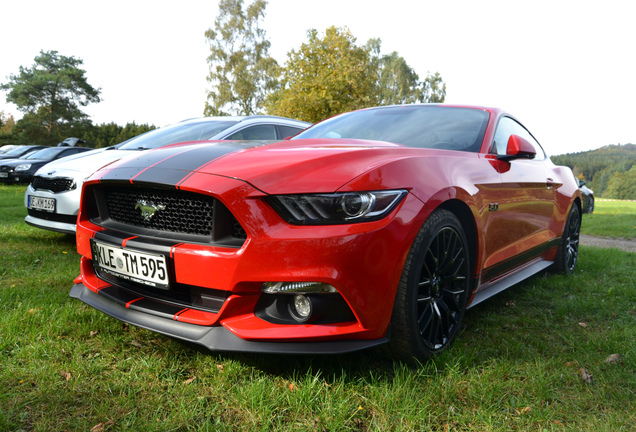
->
[551, 143, 636, 199]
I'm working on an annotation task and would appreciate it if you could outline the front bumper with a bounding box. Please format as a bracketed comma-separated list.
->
[25, 215, 76, 235]
[24, 182, 82, 234]
[70, 283, 388, 354]
[74, 173, 429, 352]
[0, 172, 22, 182]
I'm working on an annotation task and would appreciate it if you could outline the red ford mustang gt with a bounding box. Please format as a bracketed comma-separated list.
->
[71, 105, 581, 362]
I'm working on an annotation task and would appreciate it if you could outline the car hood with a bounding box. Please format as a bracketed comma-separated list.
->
[95, 139, 453, 194]
[34, 149, 137, 179]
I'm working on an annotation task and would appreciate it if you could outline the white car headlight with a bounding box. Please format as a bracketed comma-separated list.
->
[15, 164, 32, 171]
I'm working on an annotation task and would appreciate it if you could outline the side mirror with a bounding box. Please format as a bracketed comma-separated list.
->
[498, 134, 536, 161]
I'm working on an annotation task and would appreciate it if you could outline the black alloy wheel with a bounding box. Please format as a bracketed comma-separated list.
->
[555, 204, 581, 274]
[389, 209, 472, 363]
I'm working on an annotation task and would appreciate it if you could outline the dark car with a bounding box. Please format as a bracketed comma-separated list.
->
[578, 180, 594, 213]
[0, 145, 47, 161]
[71, 104, 582, 363]
[0, 146, 92, 183]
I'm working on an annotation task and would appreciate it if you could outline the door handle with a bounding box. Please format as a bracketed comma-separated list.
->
[546, 178, 556, 189]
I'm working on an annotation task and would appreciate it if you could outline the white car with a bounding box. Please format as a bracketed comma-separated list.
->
[25, 116, 310, 234]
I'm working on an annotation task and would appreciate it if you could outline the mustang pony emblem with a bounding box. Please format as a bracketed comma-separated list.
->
[135, 200, 166, 221]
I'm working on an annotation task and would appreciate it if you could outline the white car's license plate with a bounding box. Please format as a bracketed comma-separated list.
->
[0, 172, 8, 178]
[91, 239, 170, 290]
[28, 195, 56, 212]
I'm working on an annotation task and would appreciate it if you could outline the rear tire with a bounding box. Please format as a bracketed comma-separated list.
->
[388, 209, 472, 363]
[554, 204, 581, 274]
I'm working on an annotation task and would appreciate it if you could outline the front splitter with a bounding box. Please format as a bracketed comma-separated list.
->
[70, 283, 388, 355]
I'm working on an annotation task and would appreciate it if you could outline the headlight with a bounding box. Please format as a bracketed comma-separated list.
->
[267, 190, 407, 225]
[15, 164, 32, 171]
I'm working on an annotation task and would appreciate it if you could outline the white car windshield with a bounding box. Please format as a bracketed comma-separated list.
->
[118, 120, 240, 150]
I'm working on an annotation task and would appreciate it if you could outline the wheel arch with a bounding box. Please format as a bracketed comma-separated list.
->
[574, 196, 583, 226]
[435, 199, 479, 288]
[568, 196, 583, 232]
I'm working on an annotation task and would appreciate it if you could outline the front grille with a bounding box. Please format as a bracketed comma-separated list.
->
[89, 185, 247, 246]
[104, 187, 215, 236]
[32, 176, 75, 193]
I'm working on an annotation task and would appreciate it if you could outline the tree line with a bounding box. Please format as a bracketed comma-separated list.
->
[551, 144, 636, 200]
[1, 0, 444, 148]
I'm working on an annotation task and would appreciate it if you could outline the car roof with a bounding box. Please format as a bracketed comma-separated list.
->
[177, 115, 310, 126]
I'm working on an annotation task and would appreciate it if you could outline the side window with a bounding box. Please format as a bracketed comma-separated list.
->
[278, 125, 304, 139]
[492, 117, 545, 160]
[61, 148, 81, 157]
[224, 124, 277, 140]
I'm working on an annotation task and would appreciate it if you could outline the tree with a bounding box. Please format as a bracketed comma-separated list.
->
[367, 39, 446, 105]
[0, 111, 17, 146]
[604, 165, 636, 200]
[266, 27, 378, 123]
[267, 27, 446, 123]
[0, 111, 16, 133]
[204, 0, 278, 116]
[1, 50, 101, 146]
[83, 122, 156, 148]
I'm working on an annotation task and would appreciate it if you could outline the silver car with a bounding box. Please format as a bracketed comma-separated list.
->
[25, 115, 310, 234]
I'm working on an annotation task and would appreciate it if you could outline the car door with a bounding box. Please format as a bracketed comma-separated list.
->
[481, 116, 557, 277]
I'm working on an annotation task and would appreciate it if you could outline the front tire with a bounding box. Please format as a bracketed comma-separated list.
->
[389, 209, 472, 363]
[554, 204, 581, 274]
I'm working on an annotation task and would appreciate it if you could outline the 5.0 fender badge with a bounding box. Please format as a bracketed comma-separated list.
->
[135, 199, 166, 221]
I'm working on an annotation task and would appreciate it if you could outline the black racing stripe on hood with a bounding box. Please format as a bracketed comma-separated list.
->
[102, 141, 271, 187]
[99, 166, 147, 182]
[137, 142, 268, 173]
[132, 167, 195, 187]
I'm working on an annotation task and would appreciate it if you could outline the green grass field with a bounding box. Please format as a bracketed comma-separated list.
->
[582, 199, 636, 239]
[1, 184, 635, 431]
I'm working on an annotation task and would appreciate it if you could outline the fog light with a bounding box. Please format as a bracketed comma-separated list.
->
[290, 294, 312, 322]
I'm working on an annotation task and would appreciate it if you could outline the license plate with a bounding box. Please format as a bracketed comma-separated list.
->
[28, 195, 56, 212]
[91, 239, 170, 289]
[0, 172, 7, 178]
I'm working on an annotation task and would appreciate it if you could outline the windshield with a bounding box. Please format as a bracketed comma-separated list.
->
[119, 120, 240, 150]
[5, 146, 34, 156]
[25, 147, 65, 160]
[293, 106, 490, 152]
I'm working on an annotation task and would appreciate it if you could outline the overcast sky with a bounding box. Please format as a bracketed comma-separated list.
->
[1, 0, 633, 156]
